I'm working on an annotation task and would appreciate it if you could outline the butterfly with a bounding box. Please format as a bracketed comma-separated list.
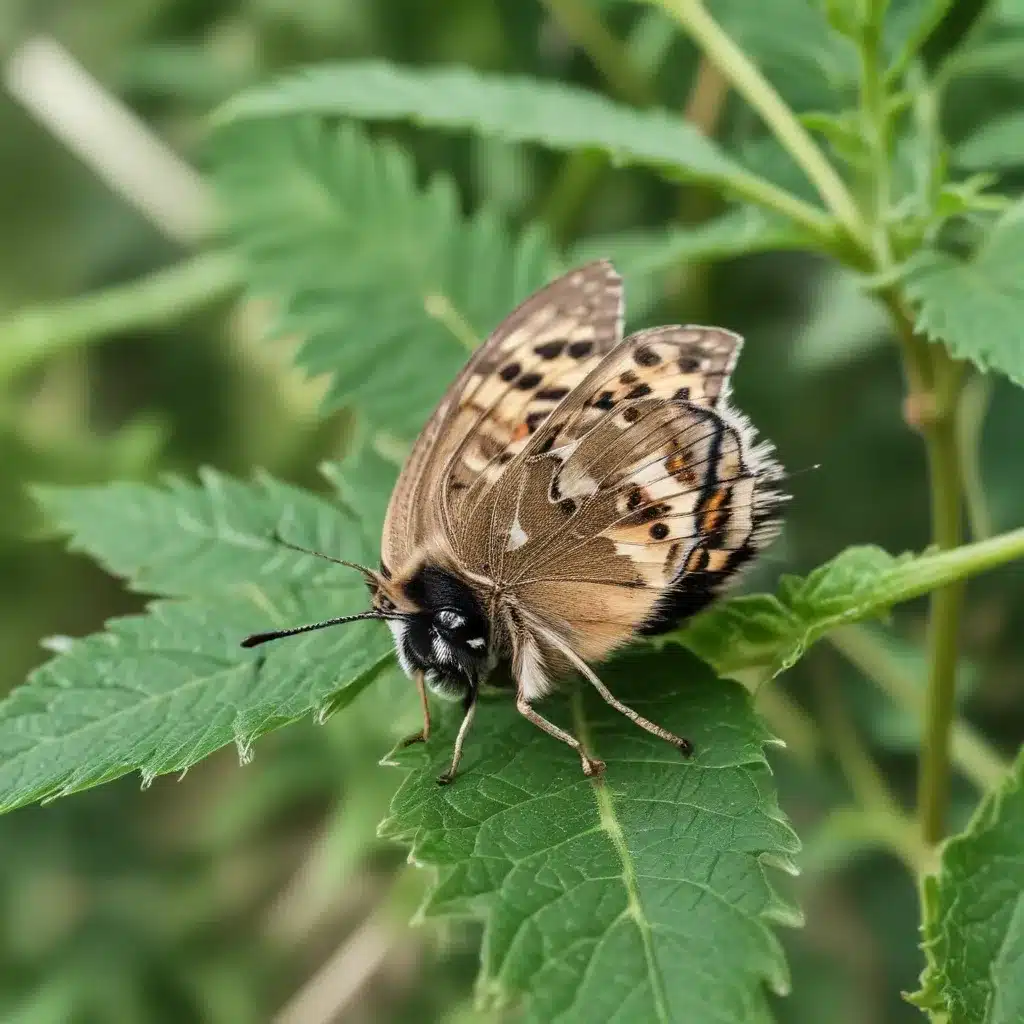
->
[242, 261, 786, 783]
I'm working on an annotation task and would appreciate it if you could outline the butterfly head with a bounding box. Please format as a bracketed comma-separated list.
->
[371, 562, 491, 701]
[240, 556, 491, 701]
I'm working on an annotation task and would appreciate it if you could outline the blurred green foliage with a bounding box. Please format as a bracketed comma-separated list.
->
[0, 0, 1023, 1021]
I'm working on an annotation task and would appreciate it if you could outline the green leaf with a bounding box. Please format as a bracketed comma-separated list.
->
[911, 747, 1024, 1023]
[954, 111, 1024, 169]
[902, 201, 1024, 387]
[884, 0, 955, 75]
[381, 649, 800, 1023]
[213, 61, 828, 228]
[212, 117, 557, 437]
[0, 466, 397, 812]
[570, 206, 815, 318]
[712, 0, 858, 108]
[941, 36, 1024, 83]
[790, 268, 891, 372]
[670, 530, 1024, 681]
[571, 206, 814, 271]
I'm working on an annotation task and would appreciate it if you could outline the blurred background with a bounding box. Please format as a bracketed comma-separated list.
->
[0, 1, 1023, 1021]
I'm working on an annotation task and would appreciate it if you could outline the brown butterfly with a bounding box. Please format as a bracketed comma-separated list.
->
[242, 261, 786, 783]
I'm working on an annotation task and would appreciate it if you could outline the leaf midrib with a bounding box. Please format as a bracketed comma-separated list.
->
[570, 689, 671, 1023]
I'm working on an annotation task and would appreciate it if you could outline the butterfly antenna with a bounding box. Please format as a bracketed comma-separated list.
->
[241, 611, 389, 649]
[776, 462, 822, 485]
[267, 530, 375, 577]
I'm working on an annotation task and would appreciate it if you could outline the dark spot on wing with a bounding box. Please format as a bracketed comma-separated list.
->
[678, 356, 700, 373]
[622, 407, 640, 423]
[626, 383, 652, 399]
[526, 411, 548, 433]
[568, 340, 593, 359]
[673, 386, 691, 401]
[628, 502, 670, 525]
[517, 371, 543, 390]
[534, 340, 565, 359]
[499, 362, 520, 382]
[634, 346, 660, 366]
[559, 498, 576, 516]
[619, 370, 638, 385]
[594, 391, 616, 410]
[650, 522, 669, 540]
[536, 386, 570, 402]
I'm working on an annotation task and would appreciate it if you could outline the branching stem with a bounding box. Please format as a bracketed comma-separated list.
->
[650, 0, 869, 247]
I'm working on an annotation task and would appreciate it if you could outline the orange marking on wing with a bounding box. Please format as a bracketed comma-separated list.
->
[666, 451, 698, 487]
[701, 489, 730, 534]
[685, 546, 707, 572]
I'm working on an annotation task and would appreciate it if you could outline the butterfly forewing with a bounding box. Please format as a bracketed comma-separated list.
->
[381, 261, 623, 570]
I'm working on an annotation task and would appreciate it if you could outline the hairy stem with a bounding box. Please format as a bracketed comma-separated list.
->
[649, 0, 868, 246]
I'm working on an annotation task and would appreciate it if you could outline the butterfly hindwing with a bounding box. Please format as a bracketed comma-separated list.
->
[381, 261, 623, 570]
[463, 327, 785, 661]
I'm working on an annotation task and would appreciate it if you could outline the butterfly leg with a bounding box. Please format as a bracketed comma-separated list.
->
[531, 627, 695, 759]
[399, 671, 432, 747]
[515, 692, 606, 778]
[584, 669, 694, 757]
[436, 692, 477, 785]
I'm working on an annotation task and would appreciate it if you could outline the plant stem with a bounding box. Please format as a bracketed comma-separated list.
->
[541, 0, 653, 107]
[957, 371, 994, 541]
[859, 10, 894, 263]
[754, 686, 821, 765]
[813, 806, 930, 876]
[918, 353, 966, 845]
[814, 666, 900, 816]
[0, 251, 242, 381]
[881, 292, 970, 847]
[649, 0, 869, 247]
[540, 152, 606, 243]
[538, 0, 651, 240]
[828, 624, 1009, 792]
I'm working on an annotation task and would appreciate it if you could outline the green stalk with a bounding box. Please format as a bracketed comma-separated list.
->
[918, 352, 966, 845]
[957, 372, 995, 542]
[540, 0, 653, 107]
[829, 625, 1008, 792]
[538, 0, 651, 240]
[887, 285, 968, 847]
[648, 0, 870, 248]
[0, 252, 242, 381]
